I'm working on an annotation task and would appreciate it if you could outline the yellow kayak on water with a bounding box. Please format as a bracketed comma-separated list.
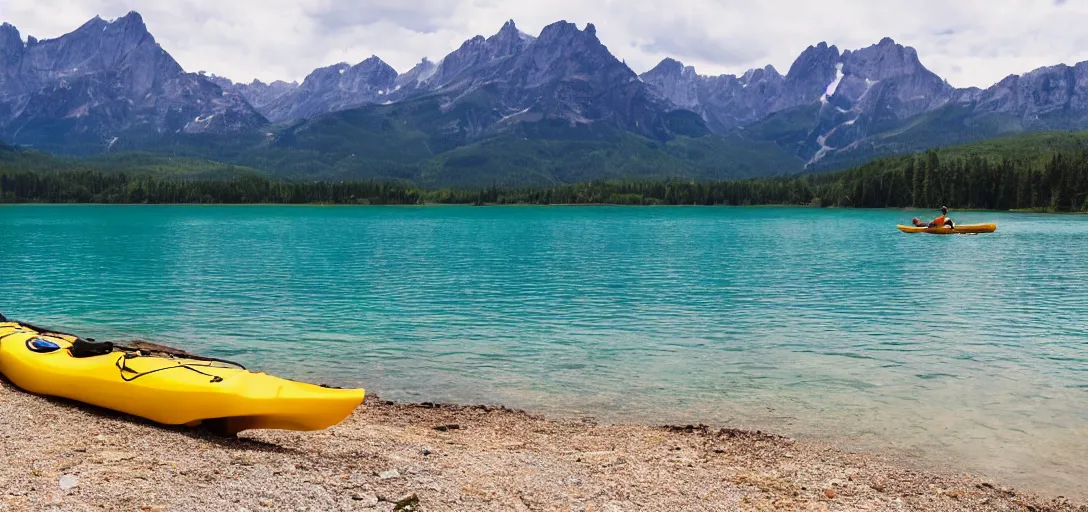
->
[897, 223, 997, 235]
[0, 319, 365, 435]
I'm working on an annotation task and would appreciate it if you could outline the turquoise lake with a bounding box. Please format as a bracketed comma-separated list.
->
[1, 205, 1086, 495]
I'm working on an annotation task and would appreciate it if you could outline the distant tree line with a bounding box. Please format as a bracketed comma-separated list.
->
[0, 172, 422, 205]
[2, 149, 1087, 212]
[819, 149, 1088, 211]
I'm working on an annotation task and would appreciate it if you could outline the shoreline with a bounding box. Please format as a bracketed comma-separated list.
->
[1, 379, 1081, 511]
[1, 202, 1081, 214]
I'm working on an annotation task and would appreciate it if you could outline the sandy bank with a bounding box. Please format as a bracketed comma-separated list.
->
[0, 379, 1081, 512]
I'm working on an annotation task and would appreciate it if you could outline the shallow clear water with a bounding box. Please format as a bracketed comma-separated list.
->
[1, 205, 1086, 495]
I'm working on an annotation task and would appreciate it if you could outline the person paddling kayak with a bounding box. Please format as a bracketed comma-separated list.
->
[912, 206, 955, 229]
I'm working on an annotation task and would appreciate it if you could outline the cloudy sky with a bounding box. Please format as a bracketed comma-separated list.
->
[2, 0, 1085, 88]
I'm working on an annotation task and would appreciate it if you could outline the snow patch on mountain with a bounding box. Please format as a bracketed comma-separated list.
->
[820, 63, 844, 104]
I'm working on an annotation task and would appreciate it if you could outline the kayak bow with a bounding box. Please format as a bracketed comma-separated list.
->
[0, 320, 365, 435]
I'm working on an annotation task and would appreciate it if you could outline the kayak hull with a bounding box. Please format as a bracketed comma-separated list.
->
[0, 323, 365, 434]
[896, 223, 996, 234]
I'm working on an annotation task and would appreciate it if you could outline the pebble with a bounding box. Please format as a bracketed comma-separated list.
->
[59, 475, 78, 491]
[379, 469, 400, 480]
[824, 488, 837, 499]
[351, 493, 379, 506]
[98, 451, 136, 463]
[870, 478, 887, 492]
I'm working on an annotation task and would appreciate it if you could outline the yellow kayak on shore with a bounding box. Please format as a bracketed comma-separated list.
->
[897, 223, 997, 235]
[0, 320, 365, 435]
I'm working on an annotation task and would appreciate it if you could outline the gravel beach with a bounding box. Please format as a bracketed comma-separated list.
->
[0, 378, 1082, 512]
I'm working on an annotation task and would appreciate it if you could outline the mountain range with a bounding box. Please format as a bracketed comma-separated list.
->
[0, 12, 264, 154]
[1, 11, 1087, 185]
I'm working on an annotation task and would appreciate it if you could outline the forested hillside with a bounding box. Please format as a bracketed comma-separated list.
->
[1, 132, 1086, 212]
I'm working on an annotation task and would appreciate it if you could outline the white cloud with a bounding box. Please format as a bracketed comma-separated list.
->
[1, 0, 1086, 88]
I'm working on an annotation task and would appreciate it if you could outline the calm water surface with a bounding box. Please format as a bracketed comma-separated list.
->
[1, 205, 1086, 495]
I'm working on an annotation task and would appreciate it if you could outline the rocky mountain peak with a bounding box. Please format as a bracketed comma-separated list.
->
[841, 38, 926, 81]
[970, 63, 1088, 128]
[0, 12, 266, 152]
[12, 12, 183, 96]
[647, 57, 687, 77]
[117, 11, 145, 25]
[299, 63, 347, 89]
[0, 22, 24, 66]
[498, 19, 519, 36]
[537, 20, 623, 67]
[529, 20, 614, 73]
[346, 56, 398, 90]
[254, 55, 397, 122]
[268, 79, 298, 87]
[537, 20, 585, 42]
[772, 41, 841, 110]
[995, 73, 1020, 89]
[395, 57, 437, 87]
[640, 58, 702, 109]
[356, 55, 395, 74]
[204, 73, 234, 89]
[0, 22, 20, 39]
[742, 65, 783, 84]
[70, 11, 148, 40]
[298, 56, 396, 91]
[635, 35, 975, 164]
[486, 19, 533, 56]
[432, 21, 534, 87]
[387, 18, 706, 141]
[786, 42, 840, 80]
[640, 56, 789, 131]
[755, 36, 957, 165]
[226, 77, 299, 115]
[76, 16, 109, 32]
